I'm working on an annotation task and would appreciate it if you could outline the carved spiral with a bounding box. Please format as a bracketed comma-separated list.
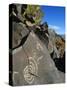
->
[23, 57, 38, 84]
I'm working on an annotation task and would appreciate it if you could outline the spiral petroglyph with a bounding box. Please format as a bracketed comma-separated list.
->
[23, 57, 38, 84]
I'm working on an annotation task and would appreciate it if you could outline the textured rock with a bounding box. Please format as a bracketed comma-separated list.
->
[55, 35, 65, 58]
[10, 4, 65, 86]
[12, 31, 65, 86]
[12, 22, 29, 49]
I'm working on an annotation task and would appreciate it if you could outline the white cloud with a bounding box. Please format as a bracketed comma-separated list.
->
[48, 24, 62, 34]
[49, 24, 60, 30]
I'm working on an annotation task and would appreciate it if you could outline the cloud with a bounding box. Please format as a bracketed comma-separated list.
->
[49, 24, 62, 34]
[49, 24, 60, 30]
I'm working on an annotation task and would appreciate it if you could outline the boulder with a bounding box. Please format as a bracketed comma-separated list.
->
[12, 22, 29, 49]
[12, 31, 65, 86]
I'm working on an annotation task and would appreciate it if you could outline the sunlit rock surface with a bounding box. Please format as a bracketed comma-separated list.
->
[12, 31, 65, 86]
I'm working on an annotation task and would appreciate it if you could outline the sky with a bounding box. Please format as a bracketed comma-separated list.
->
[41, 5, 65, 35]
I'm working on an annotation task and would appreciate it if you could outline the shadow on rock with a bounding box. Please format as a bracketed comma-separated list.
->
[50, 52, 65, 73]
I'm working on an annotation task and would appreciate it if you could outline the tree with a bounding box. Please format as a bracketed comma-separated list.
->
[21, 5, 44, 24]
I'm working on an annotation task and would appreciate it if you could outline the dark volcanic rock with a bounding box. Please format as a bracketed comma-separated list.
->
[12, 22, 30, 49]
[13, 31, 65, 86]
[53, 52, 65, 73]
[10, 4, 65, 86]
[48, 29, 65, 73]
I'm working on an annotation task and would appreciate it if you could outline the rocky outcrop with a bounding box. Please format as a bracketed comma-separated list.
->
[9, 4, 65, 86]
[13, 31, 65, 85]
[12, 22, 30, 49]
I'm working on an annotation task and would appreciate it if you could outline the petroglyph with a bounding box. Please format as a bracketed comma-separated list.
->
[37, 56, 43, 64]
[32, 50, 37, 58]
[36, 42, 43, 51]
[23, 65, 34, 84]
[23, 57, 38, 84]
[12, 71, 19, 84]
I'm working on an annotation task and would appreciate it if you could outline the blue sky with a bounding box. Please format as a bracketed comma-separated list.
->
[41, 5, 65, 35]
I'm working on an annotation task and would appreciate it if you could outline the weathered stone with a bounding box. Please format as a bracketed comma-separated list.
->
[12, 22, 29, 49]
[12, 31, 65, 86]
[9, 4, 65, 86]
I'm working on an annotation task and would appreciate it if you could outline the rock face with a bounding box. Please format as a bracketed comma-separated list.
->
[12, 22, 29, 49]
[13, 31, 65, 86]
[9, 4, 65, 86]
[47, 29, 65, 73]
